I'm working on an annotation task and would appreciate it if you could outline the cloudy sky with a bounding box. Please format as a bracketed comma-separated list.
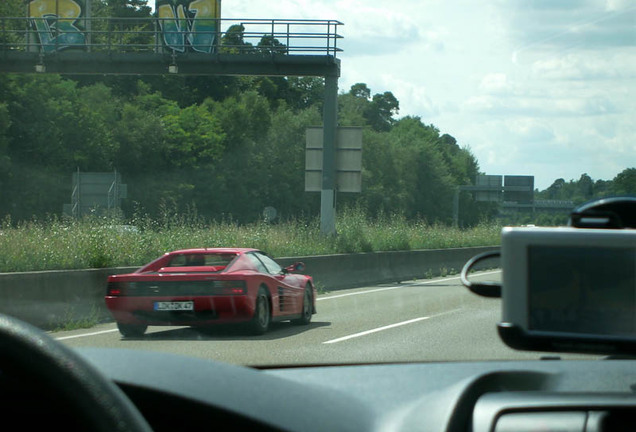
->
[218, 0, 635, 190]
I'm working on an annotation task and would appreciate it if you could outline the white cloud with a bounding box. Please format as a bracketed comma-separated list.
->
[531, 52, 635, 81]
[605, 0, 634, 12]
[479, 73, 512, 95]
[507, 119, 555, 143]
[378, 74, 440, 118]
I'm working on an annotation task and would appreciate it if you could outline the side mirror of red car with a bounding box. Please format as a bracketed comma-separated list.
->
[285, 262, 305, 273]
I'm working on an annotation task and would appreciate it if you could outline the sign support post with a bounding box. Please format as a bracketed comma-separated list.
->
[320, 75, 338, 235]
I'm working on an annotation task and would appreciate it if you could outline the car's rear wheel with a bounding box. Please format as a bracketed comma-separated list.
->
[249, 287, 271, 335]
[292, 284, 313, 325]
[117, 323, 147, 338]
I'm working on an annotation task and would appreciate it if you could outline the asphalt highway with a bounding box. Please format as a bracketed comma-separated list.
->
[55, 271, 595, 365]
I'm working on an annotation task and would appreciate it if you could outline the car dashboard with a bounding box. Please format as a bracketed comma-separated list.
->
[71, 347, 636, 432]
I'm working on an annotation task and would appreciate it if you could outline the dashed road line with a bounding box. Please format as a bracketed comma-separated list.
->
[323, 309, 462, 344]
[54, 328, 119, 341]
[323, 317, 430, 344]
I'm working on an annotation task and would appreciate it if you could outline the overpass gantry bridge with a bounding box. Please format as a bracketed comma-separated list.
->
[0, 15, 343, 234]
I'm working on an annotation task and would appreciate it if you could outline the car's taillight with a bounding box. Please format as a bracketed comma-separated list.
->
[212, 280, 247, 295]
[107, 282, 128, 296]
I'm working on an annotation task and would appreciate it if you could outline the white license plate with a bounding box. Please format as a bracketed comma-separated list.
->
[154, 301, 194, 311]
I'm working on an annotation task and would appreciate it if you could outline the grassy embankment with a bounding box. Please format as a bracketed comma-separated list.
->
[0, 208, 501, 273]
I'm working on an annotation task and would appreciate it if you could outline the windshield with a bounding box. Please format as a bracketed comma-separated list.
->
[0, 0, 634, 367]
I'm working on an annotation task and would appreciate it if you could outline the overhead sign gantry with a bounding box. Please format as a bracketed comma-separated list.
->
[0, 0, 343, 234]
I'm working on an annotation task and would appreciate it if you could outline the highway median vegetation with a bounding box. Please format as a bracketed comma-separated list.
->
[0, 207, 500, 273]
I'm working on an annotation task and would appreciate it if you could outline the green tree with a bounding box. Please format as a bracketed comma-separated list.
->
[389, 117, 455, 220]
[113, 98, 169, 174]
[255, 103, 322, 218]
[339, 90, 369, 127]
[162, 104, 225, 170]
[611, 168, 636, 195]
[437, 133, 479, 185]
[0, 102, 11, 192]
[368, 91, 399, 132]
[0, 0, 25, 49]
[100, 0, 152, 18]
[0, 0, 23, 16]
[349, 83, 371, 99]
[356, 116, 457, 221]
[195, 91, 274, 220]
[221, 24, 254, 54]
[284, 77, 324, 111]
[339, 84, 399, 132]
[257, 35, 287, 54]
[5, 75, 115, 171]
[544, 178, 566, 200]
[593, 179, 612, 197]
[359, 130, 402, 215]
[576, 173, 594, 201]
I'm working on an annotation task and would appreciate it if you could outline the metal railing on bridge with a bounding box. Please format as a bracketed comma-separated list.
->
[0, 17, 343, 56]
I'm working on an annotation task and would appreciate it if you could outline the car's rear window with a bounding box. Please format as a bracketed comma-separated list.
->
[166, 253, 238, 268]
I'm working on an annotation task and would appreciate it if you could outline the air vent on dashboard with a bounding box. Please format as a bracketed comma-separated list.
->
[472, 392, 636, 432]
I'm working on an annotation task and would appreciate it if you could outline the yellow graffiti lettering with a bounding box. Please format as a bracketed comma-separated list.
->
[28, 0, 86, 52]
[158, 1, 220, 53]
[158, 4, 188, 52]
[28, 0, 82, 19]
[187, 0, 218, 52]
[179, 4, 188, 20]
[157, 4, 187, 21]
[189, 0, 217, 18]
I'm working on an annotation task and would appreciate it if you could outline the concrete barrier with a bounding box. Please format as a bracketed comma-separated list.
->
[0, 246, 498, 329]
[276, 246, 498, 291]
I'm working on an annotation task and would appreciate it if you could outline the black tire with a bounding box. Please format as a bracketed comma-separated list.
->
[292, 284, 313, 325]
[249, 287, 271, 335]
[117, 323, 147, 338]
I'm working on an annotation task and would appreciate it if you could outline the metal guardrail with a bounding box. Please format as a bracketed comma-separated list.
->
[0, 17, 343, 57]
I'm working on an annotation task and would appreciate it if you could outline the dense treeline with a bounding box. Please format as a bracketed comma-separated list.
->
[2, 71, 632, 226]
[0, 72, 487, 225]
[536, 171, 636, 204]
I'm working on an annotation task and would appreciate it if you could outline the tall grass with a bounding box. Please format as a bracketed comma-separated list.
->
[0, 210, 501, 273]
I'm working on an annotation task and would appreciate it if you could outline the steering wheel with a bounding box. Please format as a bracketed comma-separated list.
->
[0, 314, 153, 432]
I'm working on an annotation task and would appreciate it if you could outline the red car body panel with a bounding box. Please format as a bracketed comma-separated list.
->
[105, 248, 315, 328]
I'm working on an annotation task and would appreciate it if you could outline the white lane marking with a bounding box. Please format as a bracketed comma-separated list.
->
[318, 270, 501, 301]
[54, 328, 119, 341]
[324, 317, 430, 344]
[318, 285, 412, 301]
[323, 309, 462, 344]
